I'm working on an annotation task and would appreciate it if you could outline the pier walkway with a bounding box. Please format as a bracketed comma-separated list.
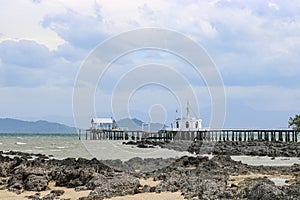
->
[81, 129, 299, 143]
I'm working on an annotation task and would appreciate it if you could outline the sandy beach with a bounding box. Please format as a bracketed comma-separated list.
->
[0, 140, 299, 200]
[0, 181, 91, 200]
[0, 178, 184, 200]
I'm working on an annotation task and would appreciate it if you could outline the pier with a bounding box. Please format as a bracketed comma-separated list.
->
[82, 129, 299, 143]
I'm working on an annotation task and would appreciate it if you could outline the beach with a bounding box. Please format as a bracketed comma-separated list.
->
[0, 134, 299, 199]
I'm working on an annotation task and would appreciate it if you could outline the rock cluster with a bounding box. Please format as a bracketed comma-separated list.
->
[189, 140, 300, 157]
[124, 140, 300, 157]
[0, 150, 300, 199]
[0, 151, 139, 199]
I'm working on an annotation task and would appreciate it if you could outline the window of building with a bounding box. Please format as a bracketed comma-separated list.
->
[186, 121, 189, 128]
[195, 121, 198, 128]
[176, 121, 179, 128]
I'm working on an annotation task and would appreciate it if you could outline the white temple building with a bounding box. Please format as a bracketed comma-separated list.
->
[172, 102, 202, 131]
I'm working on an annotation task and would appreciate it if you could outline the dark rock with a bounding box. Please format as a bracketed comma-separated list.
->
[75, 186, 88, 191]
[8, 182, 23, 193]
[50, 189, 64, 196]
[237, 177, 286, 200]
[26, 194, 41, 200]
[142, 184, 151, 193]
[41, 193, 55, 200]
[88, 175, 140, 198]
[280, 180, 300, 199]
[0, 179, 6, 185]
[24, 174, 49, 191]
[55, 169, 92, 188]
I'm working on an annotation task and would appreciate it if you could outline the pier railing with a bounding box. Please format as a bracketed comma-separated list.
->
[81, 128, 299, 143]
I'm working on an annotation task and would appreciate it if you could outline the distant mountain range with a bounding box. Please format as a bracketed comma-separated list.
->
[116, 118, 168, 131]
[0, 118, 167, 133]
[0, 118, 76, 133]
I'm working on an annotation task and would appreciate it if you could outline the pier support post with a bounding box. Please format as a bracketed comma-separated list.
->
[226, 131, 229, 141]
[279, 131, 283, 142]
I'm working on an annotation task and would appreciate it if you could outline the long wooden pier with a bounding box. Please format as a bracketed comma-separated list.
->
[82, 129, 299, 143]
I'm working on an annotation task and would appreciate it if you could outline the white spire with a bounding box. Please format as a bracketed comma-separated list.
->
[186, 100, 190, 118]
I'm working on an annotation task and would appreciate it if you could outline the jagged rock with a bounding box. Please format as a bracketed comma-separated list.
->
[2, 150, 300, 199]
[50, 189, 64, 196]
[41, 193, 55, 200]
[7, 182, 23, 194]
[26, 193, 41, 200]
[55, 169, 92, 188]
[88, 175, 140, 198]
[75, 186, 88, 191]
[237, 177, 286, 200]
[142, 184, 151, 193]
[24, 174, 49, 191]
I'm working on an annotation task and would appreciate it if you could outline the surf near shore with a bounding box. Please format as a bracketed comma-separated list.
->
[0, 146, 299, 200]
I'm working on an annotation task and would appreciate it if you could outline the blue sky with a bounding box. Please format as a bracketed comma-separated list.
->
[0, 0, 300, 128]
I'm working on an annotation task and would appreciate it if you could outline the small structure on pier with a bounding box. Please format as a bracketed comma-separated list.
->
[91, 118, 116, 130]
[172, 101, 202, 131]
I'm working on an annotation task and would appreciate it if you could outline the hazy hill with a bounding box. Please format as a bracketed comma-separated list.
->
[0, 117, 167, 133]
[116, 118, 167, 131]
[0, 118, 76, 133]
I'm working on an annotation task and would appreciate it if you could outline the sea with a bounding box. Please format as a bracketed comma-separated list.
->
[0, 133, 299, 167]
[0, 133, 191, 161]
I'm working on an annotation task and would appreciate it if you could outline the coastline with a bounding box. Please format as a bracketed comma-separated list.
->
[0, 146, 299, 200]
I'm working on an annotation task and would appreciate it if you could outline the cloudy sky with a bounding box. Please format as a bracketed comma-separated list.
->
[1, 0, 300, 129]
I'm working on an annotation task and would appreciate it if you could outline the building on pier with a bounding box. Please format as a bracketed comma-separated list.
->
[91, 117, 117, 130]
[171, 101, 202, 131]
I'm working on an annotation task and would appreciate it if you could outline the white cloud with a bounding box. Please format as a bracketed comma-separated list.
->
[268, 2, 280, 11]
[1, 0, 300, 128]
[0, 0, 65, 49]
[0, 39, 79, 87]
[42, 9, 109, 49]
[0, 40, 55, 68]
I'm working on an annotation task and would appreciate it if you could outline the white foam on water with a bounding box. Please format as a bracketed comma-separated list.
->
[56, 146, 66, 149]
[15, 142, 26, 145]
[50, 149, 62, 152]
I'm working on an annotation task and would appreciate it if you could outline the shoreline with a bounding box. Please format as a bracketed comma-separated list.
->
[0, 150, 299, 199]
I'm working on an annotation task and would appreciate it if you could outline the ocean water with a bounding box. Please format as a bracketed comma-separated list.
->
[0, 133, 191, 160]
[0, 133, 299, 166]
[0, 133, 92, 159]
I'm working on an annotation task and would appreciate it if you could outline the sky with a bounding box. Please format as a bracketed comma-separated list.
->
[1, 0, 300, 129]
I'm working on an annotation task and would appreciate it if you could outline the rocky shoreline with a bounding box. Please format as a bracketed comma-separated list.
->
[124, 140, 300, 157]
[0, 150, 299, 199]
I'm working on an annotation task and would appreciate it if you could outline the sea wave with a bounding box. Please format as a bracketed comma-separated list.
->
[50, 149, 62, 152]
[15, 142, 26, 145]
[56, 146, 65, 149]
